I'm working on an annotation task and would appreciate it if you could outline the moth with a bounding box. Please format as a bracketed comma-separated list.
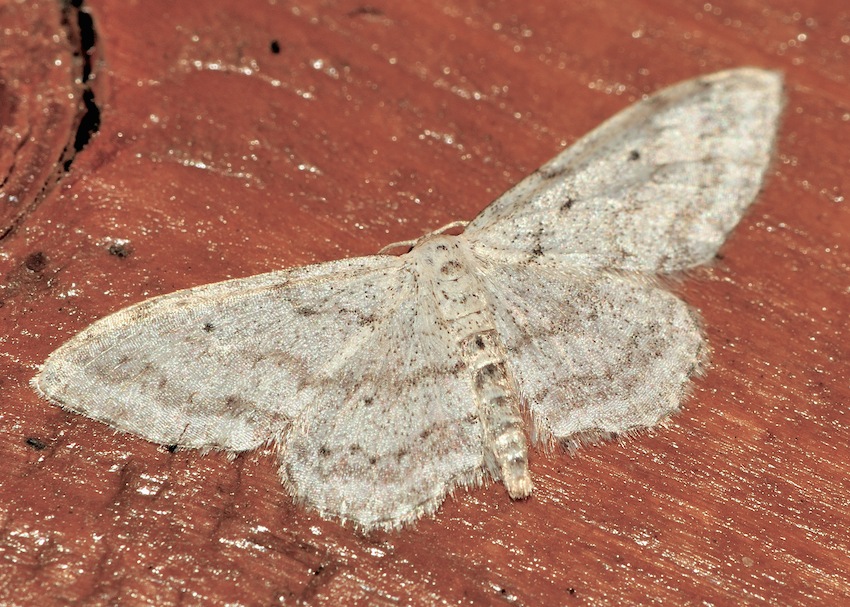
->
[34, 68, 783, 530]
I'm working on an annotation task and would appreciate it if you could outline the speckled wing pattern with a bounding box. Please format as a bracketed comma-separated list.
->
[280, 269, 487, 529]
[464, 67, 783, 445]
[35, 256, 405, 451]
[477, 262, 705, 446]
[36, 251, 490, 529]
[466, 68, 782, 273]
[33, 68, 783, 530]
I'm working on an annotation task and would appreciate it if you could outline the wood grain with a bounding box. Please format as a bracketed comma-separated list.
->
[1, 0, 847, 604]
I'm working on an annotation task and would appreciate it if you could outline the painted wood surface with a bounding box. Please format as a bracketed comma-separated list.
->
[1, 0, 847, 604]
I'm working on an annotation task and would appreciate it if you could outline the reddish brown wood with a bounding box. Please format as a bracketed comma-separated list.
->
[1, 0, 848, 604]
[0, 0, 83, 238]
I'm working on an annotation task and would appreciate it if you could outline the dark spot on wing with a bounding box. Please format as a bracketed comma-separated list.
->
[318, 445, 331, 457]
[538, 165, 568, 180]
[165, 444, 178, 453]
[224, 395, 252, 411]
[270, 40, 280, 54]
[349, 444, 362, 454]
[474, 335, 485, 350]
[530, 223, 546, 258]
[357, 312, 376, 326]
[440, 260, 462, 276]
[629, 149, 641, 161]
[25, 437, 46, 451]
[202, 322, 215, 332]
[368, 456, 378, 465]
[295, 306, 318, 316]
[560, 197, 575, 212]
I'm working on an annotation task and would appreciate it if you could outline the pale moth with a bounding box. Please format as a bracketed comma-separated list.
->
[34, 68, 783, 530]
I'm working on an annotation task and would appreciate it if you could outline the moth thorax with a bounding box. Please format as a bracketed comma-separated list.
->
[415, 236, 492, 330]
